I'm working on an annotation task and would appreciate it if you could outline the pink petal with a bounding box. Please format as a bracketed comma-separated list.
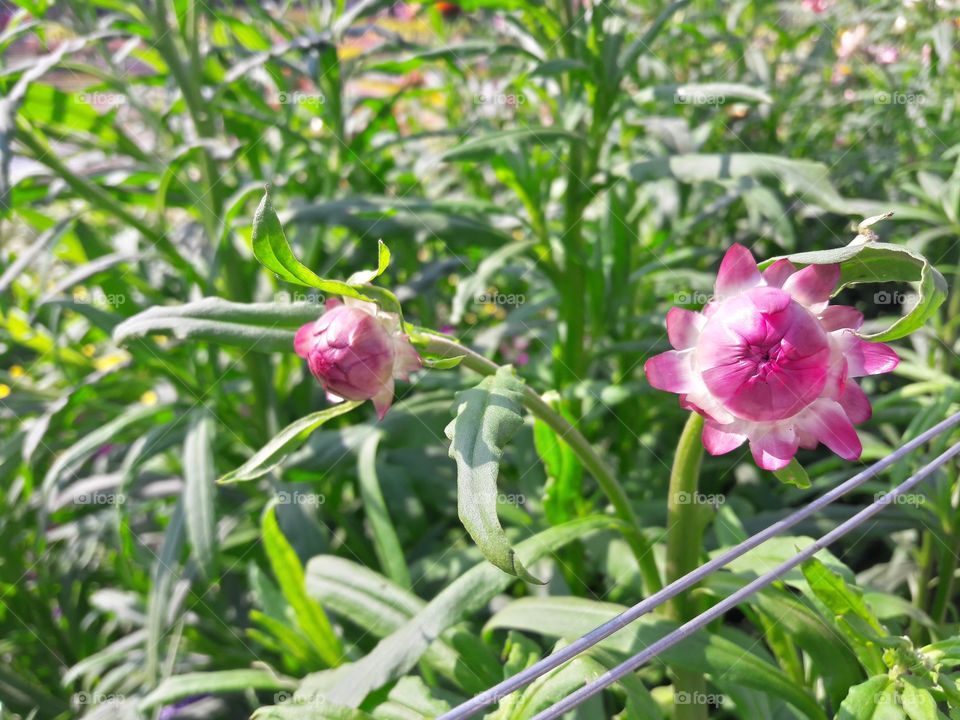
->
[819, 305, 863, 331]
[843, 336, 900, 377]
[702, 422, 747, 455]
[644, 350, 695, 394]
[748, 426, 799, 471]
[393, 336, 422, 379]
[715, 244, 761, 298]
[782, 264, 841, 307]
[803, 399, 862, 461]
[666, 307, 704, 350]
[762, 259, 796, 288]
[372, 381, 395, 420]
[839, 380, 871, 423]
[294, 322, 316, 358]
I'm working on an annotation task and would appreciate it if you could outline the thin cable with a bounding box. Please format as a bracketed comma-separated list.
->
[532, 439, 960, 720]
[440, 410, 960, 720]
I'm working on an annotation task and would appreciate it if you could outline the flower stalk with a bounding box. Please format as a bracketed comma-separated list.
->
[665, 412, 707, 720]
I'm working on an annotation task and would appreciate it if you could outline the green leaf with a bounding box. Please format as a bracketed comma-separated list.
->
[252, 188, 401, 313]
[772, 458, 811, 489]
[901, 679, 939, 720]
[114, 297, 319, 352]
[441, 127, 584, 162]
[444, 366, 539, 583]
[761, 240, 948, 342]
[633, 82, 773, 105]
[836, 675, 902, 720]
[484, 596, 826, 720]
[262, 501, 342, 667]
[140, 669, 297, 711]
[356, 431, 411, 588]
[184, 411, 217, 578]
[450, 240, 535, 323]
[219, 402, 361, 484]
[300, 517, 615, 707]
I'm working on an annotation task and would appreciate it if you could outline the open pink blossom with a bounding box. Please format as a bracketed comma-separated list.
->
[295, 298, 421, 419]
[644, 244, 899, 471]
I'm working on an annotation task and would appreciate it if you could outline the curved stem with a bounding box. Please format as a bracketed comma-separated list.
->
[665, 412, 706, 720]
[422, 334, 663, 595]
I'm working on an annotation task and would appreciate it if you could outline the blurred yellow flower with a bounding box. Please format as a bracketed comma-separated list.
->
[140, 390, 159, 406]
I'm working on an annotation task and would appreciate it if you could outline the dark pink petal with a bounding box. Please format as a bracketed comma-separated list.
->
[702, 422, 747, 455]
[844, 336, 900, 377]
[819, 305, 864, 331]
[294, 322, 316, 358]
[804, 399, 862, 461]
[666, 307, 704, 350]
[644, 351, 695, 394]
[748, 427, 799, 471]
[372, 382, 395, 420]
[782, 264, 841, 306]
[839, 380, 871, 423]
[715, 244, 761, 297]
[762, 259, 796, 288]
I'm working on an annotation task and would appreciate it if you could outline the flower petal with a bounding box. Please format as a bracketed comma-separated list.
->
[819, 305, 864, 331]
[715, 244, 761, 298]
[761, 259, 796, 288]
[702, 421, 747, 455]
[294, 322, 316, 358]
[666, 307, 704, 350]
[839, 380, 871, 423]
[782, 264, 840, 307]
[802, 399, 862, 461]
[372, 381, 395, 420]
[842, 335, 900, 377]
[393, 336, 422, 379]
[644, 350, 695, 393]
[748, 426, 799, 471]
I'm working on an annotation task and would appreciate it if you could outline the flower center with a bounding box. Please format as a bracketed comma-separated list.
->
[696, 287, 831, 421]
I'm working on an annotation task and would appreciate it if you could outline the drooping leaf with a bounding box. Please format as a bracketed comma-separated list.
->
[140, 670, 297, 711]
[760, 240, 948, 342]
[183, 411, 217, 578]
[444, 365, 539, 582]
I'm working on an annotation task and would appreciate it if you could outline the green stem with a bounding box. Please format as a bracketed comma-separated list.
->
[665, 412, 707, 720]
[423, 335, 663, 595]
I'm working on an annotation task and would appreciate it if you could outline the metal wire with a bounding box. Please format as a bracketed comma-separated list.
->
[439, 411, 960, 720]
[531, 439, 960, 720]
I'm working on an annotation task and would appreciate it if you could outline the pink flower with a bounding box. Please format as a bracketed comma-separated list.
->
[802, 0, 829, 13]
[644, 244, 899, 471]
[295, 298, 421, 419]
[870, 45, 899, 64]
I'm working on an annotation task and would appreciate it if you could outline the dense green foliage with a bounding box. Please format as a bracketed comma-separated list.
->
[2, 0, 960, 718]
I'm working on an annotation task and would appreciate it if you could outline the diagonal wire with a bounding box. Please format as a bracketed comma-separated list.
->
[439, 409, 960, 720]
[530, 437, 960, 720]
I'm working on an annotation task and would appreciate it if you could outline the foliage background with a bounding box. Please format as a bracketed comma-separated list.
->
[1, 0, 960, 718]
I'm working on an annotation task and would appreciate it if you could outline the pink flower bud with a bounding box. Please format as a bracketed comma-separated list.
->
[644, 244, 899, 471]
[294, 299, 421, 419]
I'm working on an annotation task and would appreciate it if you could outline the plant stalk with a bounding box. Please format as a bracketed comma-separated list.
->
[665, 412, 707, 720]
